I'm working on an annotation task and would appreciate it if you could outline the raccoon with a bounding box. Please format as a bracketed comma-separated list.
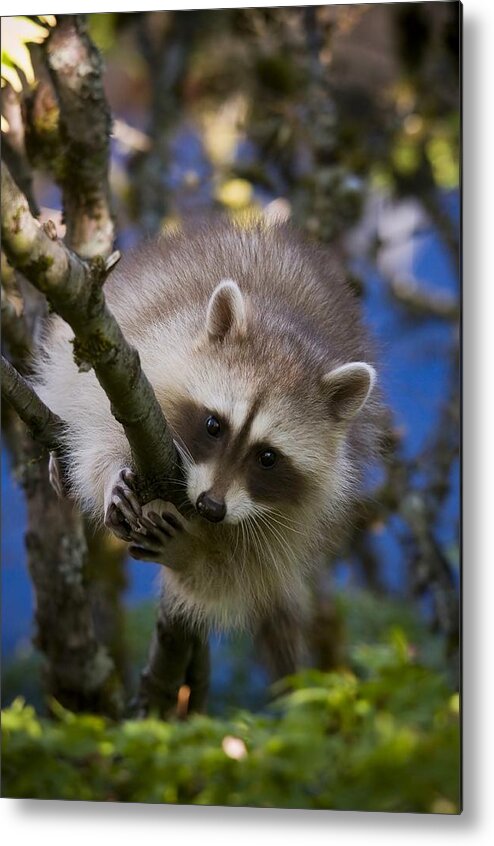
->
[36, 220, 383, 676]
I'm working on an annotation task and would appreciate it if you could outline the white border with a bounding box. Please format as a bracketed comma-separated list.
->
[2, 0, 494, 842]
[0, 0, 474, 17]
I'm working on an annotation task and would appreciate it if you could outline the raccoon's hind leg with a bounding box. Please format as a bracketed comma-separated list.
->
[135, 600, 210, 718]
[104, 467, 143, 541]
[256, 602, 308, 681]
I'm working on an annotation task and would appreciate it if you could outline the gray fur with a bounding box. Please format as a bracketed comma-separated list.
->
[34, 220, 384, 635]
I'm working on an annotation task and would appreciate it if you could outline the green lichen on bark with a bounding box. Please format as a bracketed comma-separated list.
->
[72, 330, 118, 372]
[11, 203, 27, 234]
[24, 253, 54, 284]
[2, 162, 179, 508]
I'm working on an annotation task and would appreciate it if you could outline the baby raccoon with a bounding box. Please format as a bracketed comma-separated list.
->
[36, 220, 383, 677]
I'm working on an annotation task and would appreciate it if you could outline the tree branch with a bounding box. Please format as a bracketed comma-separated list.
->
[388, 275, 459, 321]
[13, 422, 123, 717]
[1, 83, 39, 216]
[45, 15, 114, 258]
[1, 254, 33, 368]
[1, 355, 63, 451]
[130, 11, 199, 234]
[1, 21, 134, 716]
[2, 362, 124, 717]
[1, 162, 180, 504]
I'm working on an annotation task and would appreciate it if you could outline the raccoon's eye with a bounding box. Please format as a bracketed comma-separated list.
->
[206, 415, 221, 437]
[258, 448, 277, 468]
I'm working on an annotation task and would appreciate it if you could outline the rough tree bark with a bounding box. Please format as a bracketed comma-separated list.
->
[1, 355, 63, 450]
[2, 161, 209, 717]
[1, 14, 195, 717]
[45, 15, 115, 259]
[2, 11, 212, 719]
[130, 10, 201, 234]
[1, 163, 180, 505]
[1, 37, 126, 714]
[22, 19, 132, 694]
[1, 325, 124, 716]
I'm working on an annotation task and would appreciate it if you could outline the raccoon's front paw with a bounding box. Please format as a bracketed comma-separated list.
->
[104, 468, 142, 542]
[128, 500, 189, 565]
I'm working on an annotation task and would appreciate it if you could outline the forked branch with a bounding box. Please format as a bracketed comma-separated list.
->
[1, 163, 180, 504]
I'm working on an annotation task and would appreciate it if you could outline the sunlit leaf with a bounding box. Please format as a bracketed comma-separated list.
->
[1, 16, 54, 91]
[216, 178, 253, 210]
[426, 135, 459, 190]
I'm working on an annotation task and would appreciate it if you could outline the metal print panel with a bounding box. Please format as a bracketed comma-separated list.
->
[1, 2, 461, 812]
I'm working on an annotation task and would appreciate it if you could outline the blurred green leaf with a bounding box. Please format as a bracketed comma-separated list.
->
[1, 16, 53, 93]
[2, 628, 460, 812]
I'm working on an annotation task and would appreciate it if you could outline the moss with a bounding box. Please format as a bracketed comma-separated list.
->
[11, 204, 28, 234]
[59, 140, 110, 211]
[88, 255, 107, 285]
[24, 254, 54, 285]
[71, 330, 116, 371]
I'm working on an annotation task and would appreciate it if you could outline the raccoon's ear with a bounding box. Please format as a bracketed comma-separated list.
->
[321, 362, 376, 422]
[206, 279, 249, 341]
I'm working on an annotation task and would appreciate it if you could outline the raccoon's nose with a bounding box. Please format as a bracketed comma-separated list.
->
[196, 491, 226, 523]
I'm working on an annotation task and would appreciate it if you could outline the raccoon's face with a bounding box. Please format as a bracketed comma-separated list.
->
[172, 396, 311, 525]
[170, 279, 376, 526]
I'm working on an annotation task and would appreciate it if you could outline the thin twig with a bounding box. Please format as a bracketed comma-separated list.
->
[388, 275, 459, 320]
[1, 82, 39, 216]
[1, 355, 64, 451]
[45, 15, 115, 258]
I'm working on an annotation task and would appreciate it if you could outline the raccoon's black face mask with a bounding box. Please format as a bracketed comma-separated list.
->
[167, 279, 376, 525]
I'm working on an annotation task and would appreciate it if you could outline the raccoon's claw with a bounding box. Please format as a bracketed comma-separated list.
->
[146, 509, 184, 537]
[104, 467, 142, 541]
[127, 542, 177, 565]
[128, 522, 176, 563]
[127, 501, 189, 565]
[49, 451, 65, 499]
[142, 500, 189, 533]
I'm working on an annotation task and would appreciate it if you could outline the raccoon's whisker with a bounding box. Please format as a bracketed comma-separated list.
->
[264, 504, 301, 523]
[257, 515, 289, 550]
[153, 484, 190, 500]
[249, 503, 303, 540]
[254, 519, 288, 587]
[261, 506, 304, 533]
[161, 475, 188, 485]
[249, 514, 279, 570]
[254, 511, 299, 571]
[244, 515, 258, 558]
[248, 517, 272, 595]
[173, 446, 192, 466]
[239, 517, 248, 568]
[231, 524, 246, 581]
[230, 523, 240, 564]
[250, 524, 269, 600]
[176, 454, 192, 473]
[240, 516, 254, 581]
[173, 439, 194, 468]
[160, 481, 189, 493]
[261, 512, 304, 536]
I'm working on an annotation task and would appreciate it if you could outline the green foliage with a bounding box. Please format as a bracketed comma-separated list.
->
[87, 13, 119, 55]
[1, 587, 453, 716]
[1, 643, 44, 713]
[2, 628, 459, 812]
[1, 16, 54, 93]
